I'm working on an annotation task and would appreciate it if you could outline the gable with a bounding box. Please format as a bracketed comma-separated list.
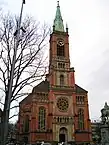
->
[20, 81, 87, 104]
[20, 93, 33, 105]
[20, 80, 49, 105]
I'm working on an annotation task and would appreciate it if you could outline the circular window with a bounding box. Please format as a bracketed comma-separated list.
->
[57, 97, 69, 111]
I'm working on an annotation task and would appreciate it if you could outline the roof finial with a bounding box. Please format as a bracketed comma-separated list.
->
[66, 23, 68, 33]
[66, 23, 68, 29]
[57, 1, 60, 7]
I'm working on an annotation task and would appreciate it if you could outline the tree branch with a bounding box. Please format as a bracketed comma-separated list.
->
[9, 114, 19, 120]
[0, 14, 50, 120]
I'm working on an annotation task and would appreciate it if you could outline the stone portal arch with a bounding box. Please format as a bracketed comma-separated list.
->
[59, 127, 68, 142]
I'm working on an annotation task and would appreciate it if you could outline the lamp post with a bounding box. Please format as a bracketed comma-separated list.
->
[2, 1, 26, 145]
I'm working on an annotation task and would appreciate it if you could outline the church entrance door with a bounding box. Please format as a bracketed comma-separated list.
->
[59, 127, 68, 142]
[59, 134, 65, 142]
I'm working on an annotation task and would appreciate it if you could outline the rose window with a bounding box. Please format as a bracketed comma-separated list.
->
[57, 97, 69, 111]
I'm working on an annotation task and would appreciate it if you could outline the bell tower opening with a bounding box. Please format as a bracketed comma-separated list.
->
[57, 44, 65, 57]
[59, 127, 68, 142]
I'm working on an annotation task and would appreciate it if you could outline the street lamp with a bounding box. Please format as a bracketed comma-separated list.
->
[2, 1, 26, 145]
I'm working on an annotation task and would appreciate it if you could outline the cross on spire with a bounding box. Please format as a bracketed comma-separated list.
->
[57, 1, 59, 7]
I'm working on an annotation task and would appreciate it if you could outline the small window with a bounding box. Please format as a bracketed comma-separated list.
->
[58, 63, 65, 68]
[76, 96, 85, 104]
[62, 63, 65, 68]
[58, 63, 61, 68]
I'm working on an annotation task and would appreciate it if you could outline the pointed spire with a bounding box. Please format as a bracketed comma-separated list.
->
[53, 1, 64, 32]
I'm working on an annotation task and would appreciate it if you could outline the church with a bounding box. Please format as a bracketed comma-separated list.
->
[17, 2, 92, 144]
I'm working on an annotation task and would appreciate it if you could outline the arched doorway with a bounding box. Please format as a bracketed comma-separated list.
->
[59, 127, 68, 142]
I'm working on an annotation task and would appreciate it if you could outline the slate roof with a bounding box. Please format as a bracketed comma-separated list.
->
[32, 80, 49, 93]
[20, 80, 87, 104]
[20, 93, 33, 105]
[20, 80, 49, 104]
[32, 80, 87, 94]
[75, 84, 88, 93]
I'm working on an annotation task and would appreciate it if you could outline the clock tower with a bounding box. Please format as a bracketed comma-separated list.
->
[49, 2, 73, 88]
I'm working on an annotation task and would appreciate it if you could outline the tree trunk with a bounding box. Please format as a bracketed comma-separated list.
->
[1, 92, 10, 145]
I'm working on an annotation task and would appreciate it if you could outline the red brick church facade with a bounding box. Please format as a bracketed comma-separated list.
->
[17, 2, 92, 144]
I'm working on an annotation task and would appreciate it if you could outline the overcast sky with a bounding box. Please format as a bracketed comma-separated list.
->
[1, 0, 109, 121]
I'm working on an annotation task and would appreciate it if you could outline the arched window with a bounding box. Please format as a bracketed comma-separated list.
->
[60, 75, 64, 86]
[38, 107, 46, 131]
[78, 109, 84, 130]
[24, 115, 29, 132]
[57, 44, 65, 57]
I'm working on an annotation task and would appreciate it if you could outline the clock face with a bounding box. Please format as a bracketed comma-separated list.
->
[57, 40, 64, 46]
[57, 97, 69, 111]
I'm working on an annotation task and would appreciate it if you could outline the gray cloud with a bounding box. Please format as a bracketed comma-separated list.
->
[1, 0, 109, 122]
[87, 49, 109, 120]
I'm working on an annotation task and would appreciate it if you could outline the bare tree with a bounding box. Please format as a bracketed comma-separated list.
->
[0, 14, 50, 144]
